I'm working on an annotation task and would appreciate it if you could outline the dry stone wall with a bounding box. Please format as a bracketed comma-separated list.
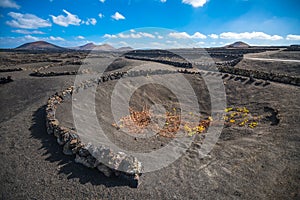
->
[46, 65, 297, 187]
[0, 76, 13, 84]
[45, 72, 143, 187]
[31, 71, 78, 77]
[217, 65, 300, 86]
[29, 59, 85, 77]
[0, 68, 22, 72]
[125, 55, 192, 68]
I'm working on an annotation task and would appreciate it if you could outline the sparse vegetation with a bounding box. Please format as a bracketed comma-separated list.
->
[113, 106, 261, 137]
[224, 107, 261, 128]
[112, 105, 212, 138]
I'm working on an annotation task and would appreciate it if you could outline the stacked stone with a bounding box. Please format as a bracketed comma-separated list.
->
[107, 71, 126, 80]
[29, 60, 85, 77]
[125, 53, 244, 69]
[207, 48, 278, 55]
[216, 57, 243, 67]
[217, 65, 300, 86]
[0, 68, 22, 72]
[32, 69, 128, 78]
[30, 71, 78, 77]
[45, 66, 298, 187]
[209, 53, 243, 60]
[63, 60, 83, 65]
[75, 144, 142, 182]
[178, 69, 202, 75]
[124, 55, 192, 68]
[0, 76, 13, 84]
[46, 81, 142, 186]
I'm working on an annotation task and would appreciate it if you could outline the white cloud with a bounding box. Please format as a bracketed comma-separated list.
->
[24, 35, 39, 41]
[103, 34, 117, 39]
[118, 33, 142, 38]
[192, 32, 207, 39]
[50, 9, 81, 27]
[12, 29, 45, 34]
[76, 35, 85, 39]
[161, 0, 167, 2]
[6, 12, 51, 29]
[85, 18, 97, 25]
[182, 0, 208, 8]
[111, 12, 125, 20]
[99, 0, 105, 3]
[154, 32, 164, 39]
[139, 32, 156, 38]
[169, 32, 190, 39]
[209, 34, 218, 39]
[98, 13, 104, 18]
[0, 0, 20, 9]
[103, 32, 156, 39]
[168, 32, 206, 39]
[220, 32, 283, 40]
[286, 34, 300, 41]
[49, 36, 65, 41]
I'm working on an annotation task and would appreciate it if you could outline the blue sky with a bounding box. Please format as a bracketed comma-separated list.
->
[0, 0, 299, 48]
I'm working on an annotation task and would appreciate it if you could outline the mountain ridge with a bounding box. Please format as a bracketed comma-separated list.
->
[15, 41, 133, 51]
[226, 41, 250, 48]
[16, 41, 66, 50]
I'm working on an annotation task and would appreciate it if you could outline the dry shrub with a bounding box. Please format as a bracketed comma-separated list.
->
[112, 105, 211, 138]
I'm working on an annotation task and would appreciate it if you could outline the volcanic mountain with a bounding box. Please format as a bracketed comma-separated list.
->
[75, 43, 116, 51]
[117, 46, 134, 51]
[226, 41, 250, 48]
[15, 41, 65, 51]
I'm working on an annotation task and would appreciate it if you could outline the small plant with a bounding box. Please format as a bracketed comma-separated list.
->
[112, 105, 211, 138]
[224, 106, 261, 128]
[112, 106, 261, 138]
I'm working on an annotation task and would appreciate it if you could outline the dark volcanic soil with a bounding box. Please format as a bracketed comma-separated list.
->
[0, 50, 299, 200]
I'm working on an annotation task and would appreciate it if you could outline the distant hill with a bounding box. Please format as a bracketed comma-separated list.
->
[74, 43, 116, 51]
[226, 41, 250, 48]
[117, 46, 134, 51]
[15, 41, 65, 50]
[15, 41, 133, 51]
[77, 42, 97, 50]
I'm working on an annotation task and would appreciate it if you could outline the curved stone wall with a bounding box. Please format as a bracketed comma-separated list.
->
[125, 53, 243, 68]
[46, 67, 281, 187]
[30, 71, 78, 77]
[0, 76, 13, 84]
[29, 59, 85, 77]
[45, 71, 143, 187]
[0, 68, 22, 72]
[124, 55, 192, 68]
[217, 65, 300, 86]
[45, 58, 300, 187]
[124, 55, 299, 86]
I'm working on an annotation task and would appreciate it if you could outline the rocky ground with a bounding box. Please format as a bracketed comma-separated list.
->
[0, 49, 299, 199]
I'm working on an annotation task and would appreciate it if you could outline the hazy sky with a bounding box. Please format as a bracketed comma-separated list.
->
[0, 0, 299, 48]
